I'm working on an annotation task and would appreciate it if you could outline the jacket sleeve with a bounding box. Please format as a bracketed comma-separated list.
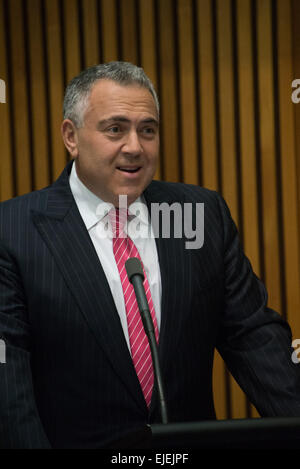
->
[0, 242, 51, 448]
[215, 192, 300, 417]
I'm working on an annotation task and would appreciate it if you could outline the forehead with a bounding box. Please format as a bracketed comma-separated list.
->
[85, 79, 158, 121]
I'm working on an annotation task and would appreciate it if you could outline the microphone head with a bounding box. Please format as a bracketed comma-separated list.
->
[125, 257, 144, 283]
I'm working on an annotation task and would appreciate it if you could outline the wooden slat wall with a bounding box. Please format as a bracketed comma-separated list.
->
[27, 0, 50, 189]
[158, 0, 180, 182]
[1, 0, 300, 420]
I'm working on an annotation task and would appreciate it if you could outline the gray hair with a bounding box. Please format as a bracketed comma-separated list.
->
[63, 61, 159, 127]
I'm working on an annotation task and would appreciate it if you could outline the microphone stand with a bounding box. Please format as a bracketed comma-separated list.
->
[125, 258, 169, 424]
[141, 311, 168, 424]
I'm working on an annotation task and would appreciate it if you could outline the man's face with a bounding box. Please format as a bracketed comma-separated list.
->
[61, 79, 159, 207]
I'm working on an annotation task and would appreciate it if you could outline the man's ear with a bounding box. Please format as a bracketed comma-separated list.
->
[61, 119, 79, 158]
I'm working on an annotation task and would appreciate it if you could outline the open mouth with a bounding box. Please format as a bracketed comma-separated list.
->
[117, 167, 141, 173]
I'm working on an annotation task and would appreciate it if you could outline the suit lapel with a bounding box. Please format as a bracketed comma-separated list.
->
[143, 182, 193, 392]
[31, 163, 147, 411]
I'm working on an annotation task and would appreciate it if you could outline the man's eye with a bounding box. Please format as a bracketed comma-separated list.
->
[141, 127, 155, 135]
[108, 126, 120, 133]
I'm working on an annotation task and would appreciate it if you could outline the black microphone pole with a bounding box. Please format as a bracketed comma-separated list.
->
[125, 257, 168, 424]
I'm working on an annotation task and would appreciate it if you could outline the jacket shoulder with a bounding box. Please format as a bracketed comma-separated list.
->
[0, 187, 49, 217]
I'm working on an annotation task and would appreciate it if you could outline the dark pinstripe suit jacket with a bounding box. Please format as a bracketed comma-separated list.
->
[0, 161, 300, 448]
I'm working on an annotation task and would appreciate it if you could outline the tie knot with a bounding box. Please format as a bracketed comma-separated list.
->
[109, 208, 128, 237]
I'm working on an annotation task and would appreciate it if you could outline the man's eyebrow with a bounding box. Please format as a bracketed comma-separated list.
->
[141, 118, 159, 127]
[98, 116, 130, 126]
[97, 116, 159, 127]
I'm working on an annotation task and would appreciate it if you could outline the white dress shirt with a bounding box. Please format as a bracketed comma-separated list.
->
[69, 162, 162, 352]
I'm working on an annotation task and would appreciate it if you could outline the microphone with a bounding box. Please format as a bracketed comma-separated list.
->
[125, 257, 168, 424]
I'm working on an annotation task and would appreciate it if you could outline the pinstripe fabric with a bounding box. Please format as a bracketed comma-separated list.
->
[0, 160, 300, 448]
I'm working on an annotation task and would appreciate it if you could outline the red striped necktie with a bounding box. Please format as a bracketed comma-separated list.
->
[109, 208, 159, 408]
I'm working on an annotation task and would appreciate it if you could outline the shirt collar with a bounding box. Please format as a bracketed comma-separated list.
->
[69, 160, 150, 231]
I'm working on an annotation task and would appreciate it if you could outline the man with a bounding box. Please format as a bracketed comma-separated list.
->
[0, 62, 300, 449]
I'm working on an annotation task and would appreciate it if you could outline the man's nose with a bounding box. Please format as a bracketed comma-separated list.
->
[122, 130, 142, 155]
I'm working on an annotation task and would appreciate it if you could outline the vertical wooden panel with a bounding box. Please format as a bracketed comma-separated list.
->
[139, 0, 158, 89]
[82, 0, 101, 67]
[45, 0, 67, 180]
[257, 0, 282, 311]
[158, 0, 180, 182]
[277, 0, 300, 336]
[177, 0, 198, 184]
[217, 0, 247, 419]
[139, 0, 161, 180]
[8, 0, 32, 195]
[213, 351, 228, 419]
[0, 0, 14, 201]
[101, 0, 119, 62]
[26, 0, 50, 190]
[63, 0, 81, 83]
[120, 0, 138, 63]
[196, 0, 218, 191]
